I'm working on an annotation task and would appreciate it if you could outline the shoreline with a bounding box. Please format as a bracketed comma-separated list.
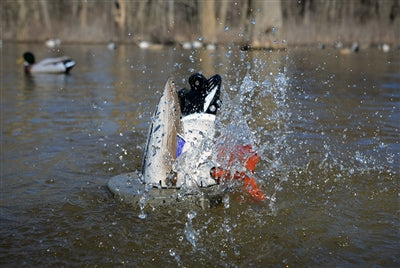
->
[3, 39, 398, 52]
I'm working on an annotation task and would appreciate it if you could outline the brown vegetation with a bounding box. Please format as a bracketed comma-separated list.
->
[1, 0, 399, 47]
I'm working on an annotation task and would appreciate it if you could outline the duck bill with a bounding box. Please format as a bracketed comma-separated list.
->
[17, 57, 25, 64]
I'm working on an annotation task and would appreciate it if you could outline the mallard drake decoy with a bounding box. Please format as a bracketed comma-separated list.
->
[19, 52, 76, 74]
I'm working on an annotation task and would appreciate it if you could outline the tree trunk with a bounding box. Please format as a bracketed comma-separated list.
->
[200, 0, 217, 43]
[217, 0, 229, 33]
[136, 0, 148, 33]
[114, 0, 126, 38]
[39, 0, 51, 34]
[251, 0, 283, 48]
[80, 1, 88, 28]
[168, 0, 175, 32]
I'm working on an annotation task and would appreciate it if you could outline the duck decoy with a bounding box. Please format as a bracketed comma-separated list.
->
[19, 52, 76, 74]
[107, 73, 267, 209]
[45, 38, 61, 48]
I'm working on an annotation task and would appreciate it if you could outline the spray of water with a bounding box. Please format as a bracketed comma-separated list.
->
[132, 45, 398, 266]
[168, 51, 293, 259]
[211, 55, 291, 205]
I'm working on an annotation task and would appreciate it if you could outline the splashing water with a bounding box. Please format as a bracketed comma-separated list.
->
[184, 210, 199, 248]
[169, 248, 182, 266]
[211, 59, 292, 202]
[138, 180, 152, 219]
[137, 51, 293, 211]
[2, 40, 398, 267]
[130, 46, 398, 266]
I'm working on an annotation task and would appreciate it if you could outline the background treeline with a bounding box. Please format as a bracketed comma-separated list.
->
[1, 0, 399, 47]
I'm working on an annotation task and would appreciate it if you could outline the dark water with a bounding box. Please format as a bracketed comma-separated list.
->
[1, 43, 399, 266]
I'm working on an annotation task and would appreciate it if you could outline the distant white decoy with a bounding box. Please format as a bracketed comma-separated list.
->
[382, 44, 390, 53]
[45, 39, 61, 48]
[107, 42, 117, 50]
[206, 43, 216, 50]
[334, 41, 344, 49]
[138, 41, 151, 49]
[137, 41, 163, 50]
[192, 40, 203, 49]
[181, 42, 192, 49]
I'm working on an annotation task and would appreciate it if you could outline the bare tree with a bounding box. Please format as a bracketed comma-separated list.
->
[1, 0, 399, 45]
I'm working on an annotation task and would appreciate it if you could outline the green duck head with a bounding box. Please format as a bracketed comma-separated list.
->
[23, 52, 36, 64]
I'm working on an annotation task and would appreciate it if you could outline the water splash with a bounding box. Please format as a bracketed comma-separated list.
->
[134, 47, 398, 267]
[169, 248, 182, 266]
[210, 55, 292, 201]
[184, 210, 199, 248]
[138, 180, 151, 219]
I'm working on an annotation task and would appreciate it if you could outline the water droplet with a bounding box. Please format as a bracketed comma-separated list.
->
[184, 222, 198, 248]
[189, 55, 195, 63]
[223, 195, 230, 208]
[186, 210, 197, 221]
[138, 212, 147, 219]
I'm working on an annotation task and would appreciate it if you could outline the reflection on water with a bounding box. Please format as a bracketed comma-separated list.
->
[1, 43, 399, 266]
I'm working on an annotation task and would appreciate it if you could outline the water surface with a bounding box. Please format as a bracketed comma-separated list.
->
[1, 43, 399, 266]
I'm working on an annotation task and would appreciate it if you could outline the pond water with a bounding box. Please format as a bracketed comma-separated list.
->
[1, 42, 399, 266]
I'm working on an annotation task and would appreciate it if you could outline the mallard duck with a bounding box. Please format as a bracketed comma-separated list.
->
[19, 52, 76, 74]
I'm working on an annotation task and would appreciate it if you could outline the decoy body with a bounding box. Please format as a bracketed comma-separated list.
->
[107, 73, 267, 209]
[20, 52, 76, 74]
